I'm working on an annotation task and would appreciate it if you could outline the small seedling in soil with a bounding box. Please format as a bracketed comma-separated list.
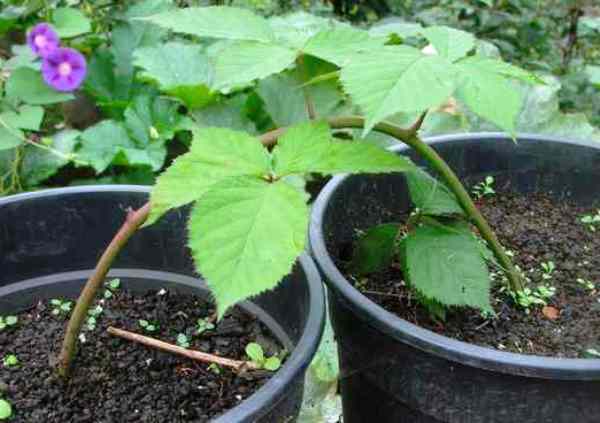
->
[0, 399, 12, 420]
[580, 210, 600, 231]
[510, 285, 556, 313]
[176, 333, 190, 348]
[577, 278, 595, 291]
[540, 261, 556, 280]
[208, 363, 221, 375]
[196, 318, 215, 335]
[138, 320, 158, 333]
[583, 348, 600, 359]
[245, 343, 281, 371]
[50, 299, 72, 316]
[2, 354, 18, 368]
[85, 305, 104, 331]
[0, 315, 17, 331]
[472, 176, 496, 199]
[103, 278, 121, 299]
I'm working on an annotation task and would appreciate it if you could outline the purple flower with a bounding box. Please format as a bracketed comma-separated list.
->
[27, 23, 60, 58]
[42, 47, 87, 92]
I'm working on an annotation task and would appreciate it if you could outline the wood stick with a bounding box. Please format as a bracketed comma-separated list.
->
[107, 326, 259, 372]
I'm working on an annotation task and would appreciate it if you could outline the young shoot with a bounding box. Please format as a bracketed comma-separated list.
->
[577, 278, 595, 291]
[472, 176, 496, 199]
[245, 343, 281, 371]
[511, 284, 556, 313]
[50, 299, 72, 316]
[196, 318, 215, 335]
[0, 316, 17, 331]
[103, 278, 121, 299]
[85, 305, 103, 331]
[207, 363, 221, 375]
[580, 210, 600, 231]
[176, 333, 190, 348]
[540, 261, 556, 281]
[0, 399, 12, 420]
[2, 354, 18, 368]
[138, 320, 158, 333]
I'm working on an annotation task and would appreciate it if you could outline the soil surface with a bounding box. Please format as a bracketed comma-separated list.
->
[343, 191, 600, 358]
[0, 288, 282, 422]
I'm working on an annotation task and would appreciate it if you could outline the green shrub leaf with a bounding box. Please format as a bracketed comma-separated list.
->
[454, 56, 538, 133]
[341, 46, 455, 135]
[144, 6, 275, 42]
[406, 168, 464, 216]
[400, 224, 492, 312]
[134, 42, 213, 93]
[0, 105, 44, 131]
[303, 27, 385, 67]
[52, 7, 91, 38]
[213, 41, 296, 92]
[6, 68, 74, 105]
[188, 177, 308, 318]
[351, 223, 400, 275]
[420, 25, 475, 62]
[272, 121, 416, 176]
[147, 127, 271, 225]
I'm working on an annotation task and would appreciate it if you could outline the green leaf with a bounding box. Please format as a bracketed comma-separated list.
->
[269, 11, 340, 49]
[78, 120, 164, 173]
[188, 177, 308, 317]
[400, 224, 492, 312]
[454, 57, 525, 134]
[5, 316, 17, 325]
[21, 130, 80, 186]
[256, 71, 342, 127]
[134, 42, 213, 92]
[147, 127, 271, 225]
[143, 6, 275, 42]
[303, 27, 385, 67]
[123, 94, 182, 146]
[0, 127, 22, 150]
[110, 20, 167, 102]
[0, 399, 12, 420]
[6, 67, 74, 105]
[420, 25, 475, 62]
[191, 96, 257, 133]
[272, 121, 416, 176]
[52, 7, 91, 38]
[213, 41, 296, 92]
[0, 105, 44, 131]
[406, 168, 464, 216]
[341, 46, 455, 135]
[351, 223, 400, 275]
[264, 356, 281, 371]
[245, 342, 264, 362]
[369, 19, 423, 40]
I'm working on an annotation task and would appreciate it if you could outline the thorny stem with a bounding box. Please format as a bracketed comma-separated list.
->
[57, 113, 523, 378]
[107, 326, 260, 372]
[57, 203, 152, 377]
[57, 134, 281, 378]
[262, 115, 524, 292]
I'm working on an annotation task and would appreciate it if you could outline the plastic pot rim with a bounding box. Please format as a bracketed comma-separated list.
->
[0, 185, 326, 422]
[309, 132, 600, 381]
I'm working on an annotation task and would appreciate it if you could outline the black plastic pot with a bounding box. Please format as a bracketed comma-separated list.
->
[0, 186, 325, 423]
[309, 134, 600, 423]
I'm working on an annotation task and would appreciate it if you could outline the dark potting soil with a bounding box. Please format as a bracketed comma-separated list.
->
[342, 191, 600, 358]
[0, 289, 282, 422]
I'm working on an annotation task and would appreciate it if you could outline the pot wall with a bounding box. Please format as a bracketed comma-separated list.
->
[0, 186, 325, 423]
[309, 134, 600, 423]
